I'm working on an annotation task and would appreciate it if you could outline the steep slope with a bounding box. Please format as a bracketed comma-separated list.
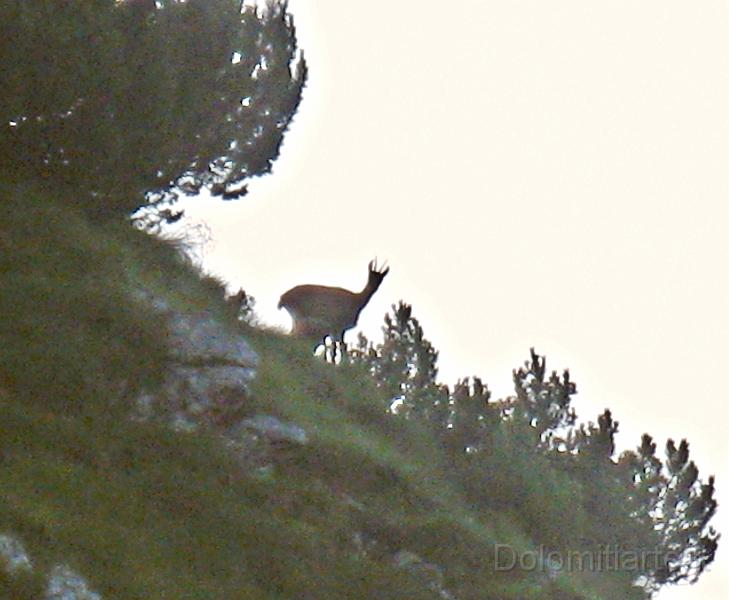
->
[0, 181, 632, 599]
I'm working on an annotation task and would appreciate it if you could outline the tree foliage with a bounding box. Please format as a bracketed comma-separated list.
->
[0, 0, 306, 219]
[348, 302, 449, 425]
[349, 302, 719, 597]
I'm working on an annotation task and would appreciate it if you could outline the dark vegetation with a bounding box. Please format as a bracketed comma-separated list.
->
[0, 0, 306, 222]
[346, 304, 719, 596]
[0, 2, 718, 599]
[0, 189, 718, 598]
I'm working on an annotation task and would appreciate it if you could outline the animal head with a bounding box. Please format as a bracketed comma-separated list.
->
[366, 259, 389, 290]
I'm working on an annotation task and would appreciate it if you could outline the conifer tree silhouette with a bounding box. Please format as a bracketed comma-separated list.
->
[0, 0, 306, 220]
[350, 306, 719, 595]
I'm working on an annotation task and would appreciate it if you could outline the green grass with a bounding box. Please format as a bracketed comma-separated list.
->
[0, 180, 637, 599]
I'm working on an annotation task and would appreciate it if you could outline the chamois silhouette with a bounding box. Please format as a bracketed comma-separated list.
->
[278, 259, 389, 358]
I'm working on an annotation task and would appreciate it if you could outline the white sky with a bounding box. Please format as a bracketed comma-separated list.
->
[177, 2, 729, 597]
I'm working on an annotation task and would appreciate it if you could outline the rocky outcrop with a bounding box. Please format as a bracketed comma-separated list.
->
[222, 414, 310, 473]
[132, 292, 311, 472]
[47, 565, 102, 600]
[133, 291, 259, 431]
[393, 550, 456, 600]
[230, 414, 309, 445]
[0, 533, 32, 574]
[0, 533, 101, 600]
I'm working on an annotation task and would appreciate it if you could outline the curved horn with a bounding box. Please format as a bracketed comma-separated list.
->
[368, 258, 389, 275]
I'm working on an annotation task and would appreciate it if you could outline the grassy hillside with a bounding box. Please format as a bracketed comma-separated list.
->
[0, 181, 633, 599]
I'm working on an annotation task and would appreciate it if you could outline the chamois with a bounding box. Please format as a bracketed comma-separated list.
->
[278, 260, 389, 353]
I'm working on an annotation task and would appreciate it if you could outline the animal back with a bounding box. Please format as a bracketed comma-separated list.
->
[279, 284, 361, 339]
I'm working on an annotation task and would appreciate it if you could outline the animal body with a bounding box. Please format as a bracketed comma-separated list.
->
[278, 260, 389, 348]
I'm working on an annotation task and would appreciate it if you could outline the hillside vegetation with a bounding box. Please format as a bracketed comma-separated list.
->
[0, 181, 716, 599]
[0, 182, 597, 598]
